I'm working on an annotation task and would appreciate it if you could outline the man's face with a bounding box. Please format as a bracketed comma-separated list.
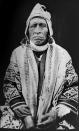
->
[28, 17, 48, 46]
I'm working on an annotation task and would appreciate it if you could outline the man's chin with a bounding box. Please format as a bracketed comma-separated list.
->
[33, 40, 46, 46]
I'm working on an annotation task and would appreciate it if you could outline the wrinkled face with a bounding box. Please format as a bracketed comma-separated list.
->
[28, 17, 48, 46]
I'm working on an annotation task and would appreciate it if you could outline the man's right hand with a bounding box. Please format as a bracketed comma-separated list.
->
[24, 115, 34, 129]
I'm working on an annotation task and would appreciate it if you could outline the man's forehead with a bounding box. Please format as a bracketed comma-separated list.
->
[29, 17, 47, 24]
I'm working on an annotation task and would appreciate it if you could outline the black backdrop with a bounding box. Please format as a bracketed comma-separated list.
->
[0, 0, 79, 105]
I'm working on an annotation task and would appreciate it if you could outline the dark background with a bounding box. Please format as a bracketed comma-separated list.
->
[0, 0, 79, 105]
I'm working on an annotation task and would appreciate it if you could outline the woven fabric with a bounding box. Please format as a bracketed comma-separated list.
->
[1, 41, 78, 129]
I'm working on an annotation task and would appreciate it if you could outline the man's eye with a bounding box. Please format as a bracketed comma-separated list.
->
[30, 24, 37, 28]
[39, 23, 47, 28]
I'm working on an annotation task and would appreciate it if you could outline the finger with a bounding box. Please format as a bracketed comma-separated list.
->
[38, 107, 59, 124]
[41, 114, 49, 122]
[37, 117, 53, 126]
[37, 121, 53, 128]
[37, 114, 49, 123]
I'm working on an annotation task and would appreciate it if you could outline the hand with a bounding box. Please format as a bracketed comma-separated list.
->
[37, 107, 58, 128]
[24, 115, 34, 129]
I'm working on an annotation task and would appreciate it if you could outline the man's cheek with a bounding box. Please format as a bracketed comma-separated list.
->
[30, 33, 34, 38]
[43, 33, 47, 38]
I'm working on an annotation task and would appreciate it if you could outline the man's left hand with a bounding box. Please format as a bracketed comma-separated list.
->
[37, 107, 58, 128]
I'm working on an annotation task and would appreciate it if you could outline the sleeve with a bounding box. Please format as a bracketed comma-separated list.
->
[56, 53, 78, 129]
[3, 50, 31, 118]
[58, 58, 78, 115]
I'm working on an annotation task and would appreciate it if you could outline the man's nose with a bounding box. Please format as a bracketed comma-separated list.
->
[34, 25, 41, 34]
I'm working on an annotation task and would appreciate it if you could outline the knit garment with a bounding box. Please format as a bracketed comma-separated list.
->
[25, 3, 53, 36]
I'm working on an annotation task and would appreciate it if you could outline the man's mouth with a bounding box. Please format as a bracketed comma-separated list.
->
[33, 36, 44, 40]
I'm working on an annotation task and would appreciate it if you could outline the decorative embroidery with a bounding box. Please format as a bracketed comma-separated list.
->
[58, 59, 78, 112]
[3, 86, 20, 103]
[4, 63, 16, 82]
[0, 106, 24, 129]
[3, 57, 29, 118]
[15, 71, 22, 92]
[65, 59, 78, 86]
[57, 120, 75, 130]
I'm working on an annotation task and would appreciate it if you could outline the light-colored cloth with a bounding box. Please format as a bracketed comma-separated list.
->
[0, 41, 78, 129]
[25, 3, 53, 36]
[29, 40, 49, 52]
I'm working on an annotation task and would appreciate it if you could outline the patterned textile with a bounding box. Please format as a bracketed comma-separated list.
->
[58, 59, 78, 112]
[0, 106, 24, 129]
[0, 41, 78, 129]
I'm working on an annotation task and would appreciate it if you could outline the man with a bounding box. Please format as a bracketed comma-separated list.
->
[0, 3, 78, 130]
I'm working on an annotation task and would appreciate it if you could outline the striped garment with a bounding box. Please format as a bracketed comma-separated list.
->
[0, 41, 78, 129]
